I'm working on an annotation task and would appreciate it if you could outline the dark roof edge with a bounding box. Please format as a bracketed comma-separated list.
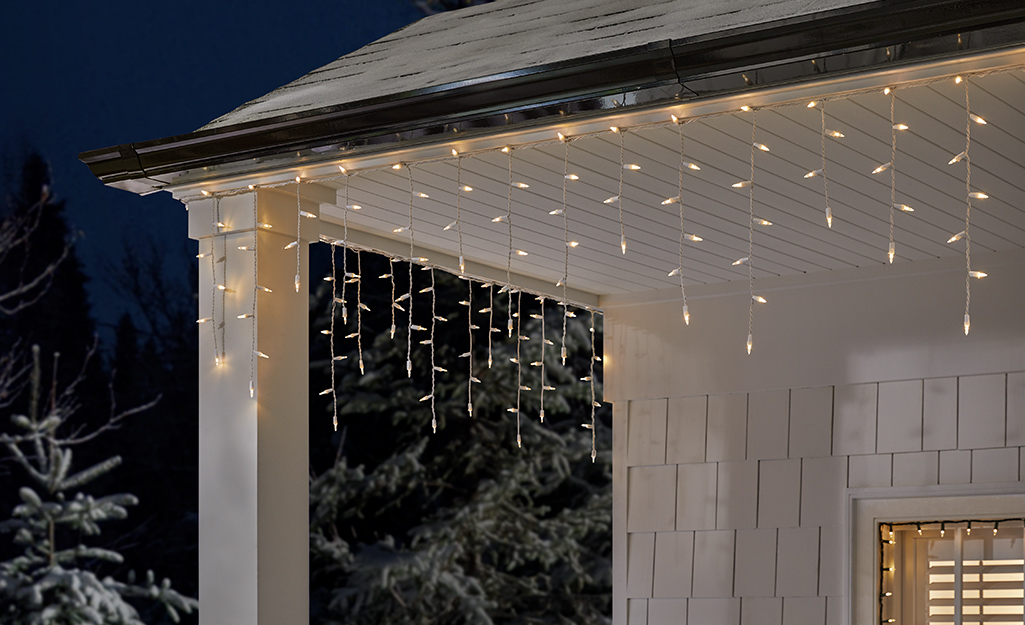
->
[80, 0, 1025, 194]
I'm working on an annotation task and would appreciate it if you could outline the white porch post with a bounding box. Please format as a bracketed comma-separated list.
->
[188, 187, 318, 625]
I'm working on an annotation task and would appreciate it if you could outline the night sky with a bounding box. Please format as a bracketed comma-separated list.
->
[1, 0, 424, 336]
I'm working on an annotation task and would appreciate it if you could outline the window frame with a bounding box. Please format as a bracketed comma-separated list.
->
[847, 484, 1025, 625]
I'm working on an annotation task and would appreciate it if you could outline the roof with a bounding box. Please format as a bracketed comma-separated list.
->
[202, 0, 873, 130]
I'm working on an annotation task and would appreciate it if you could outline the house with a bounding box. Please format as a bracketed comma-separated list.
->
[81, 0, 1025, 623]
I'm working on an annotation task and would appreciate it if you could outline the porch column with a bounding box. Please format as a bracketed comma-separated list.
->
[188, 186, 318, 625]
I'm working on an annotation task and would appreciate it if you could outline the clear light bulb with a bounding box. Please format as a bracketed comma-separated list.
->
[964, 313, 970, 336]
[805, 169, 823, 178]
[295, 274, 301, 293]
[888, 242, 895, 264]
[746, 333, 753, 355]
[621, 235, 627, 254]
[826, 206, 833, 228]
[970, 113, 986, 125]
[872, 162, 892, 174]
[732, 180, 751, 188]
[682, 304, 690, 325]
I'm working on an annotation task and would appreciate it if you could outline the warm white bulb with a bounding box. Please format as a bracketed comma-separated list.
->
[948, 151, 966, 165]
[512, 182, 529, 188]
[964, 313, 971, 336]
[461, 185, 473, 192]
[620, 236, 627, 254]
[872, 162, 892, 174]
[807, 101, 817, 108]
[557, 132, 567, 142]
[746, 333, 753, 355]
[947, 230, 966, 243]
[392, 163, 402, 170]
[754, 218, 773, 226]
[604, 196, 620, 204]
[668, 268, 681, 277]
[565, 174, 579, 180]
[805, 169, 823, 178]
[888, 242, 895, 264]
[754, 142, 770, 152]
[955, 75, 963, 84]
[609, 126, 619, 133]
[740, 105, 750, 112]
[969, 270, 987, 278]
[752, 295, 767, 304]
[826, 129, 845, 138]
[567, 240, 579, 247]
[623, 164, 641, 170]
[662, 196, 680, 205]
[491, 215, 507, 223]
[732, 180, 751, 188]
[682, 304, 690, 325]
[201, 190, 210, 196]
[516, 250, 528, 256]
[826, 206, 833, 228]
[671, 114, 680, 124]
[684, 233, 703, 242]
[732, 256, 749, 266]
[884, 87, 891, 95]
[894, 203, 914, 212]
[970, 113, 986, 125]
[969, 191, 988, 199]
[893, 123, 909, 131]
[501, 146, 510, 153]
[685, 161, 701, 170]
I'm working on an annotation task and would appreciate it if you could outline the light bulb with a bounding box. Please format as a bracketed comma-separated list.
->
[416, 192, 429, 198]
[732, 257, 749, 266]
[238, 313, 254, 319]
[564, 174, 579, 180]
[406, 359, 412, 377]
[392, 227, 408, 233]
[516, 250, 528, 256]
[217, 285, 234, 292]
[443, 220, 457, 231]
[948, 151, 966, 165]
[621, 235, 627, 254]
[888, 242, 895, 264]
[249, 380, 255, 398]
[201, 190, 210, 196]
[662, 196, 680, 205]
[610, 126, 619, 133]
[682, 304, 690, 325]
[197, 317, 212, 324]
[284, 240, 299, 249]
[970, 113, 986, 124]
[557, 132, 567, 142]
[969, 270, 987, 278]
[884, 87, 891, 95]
[947, 231, 965, 243]
[512, 182, 529, 188]
[623, 164, 641, 170]
[684, 233, 703, 242]
[872, 162, 892, 174]
[549, 209, 564, 216]
[740, 105, 751, 112]
[964, 313, 970, 336]
[969, 191, 988, 199]
[893, 123, 909, 131]
[560, 346, 567, 364]
[894, 203, 914, 212]
[805, 169, 823, 178]
[754, 218, 773, 226]
[754, 142, 770, 152]
[670, 114, 679, 124]
[826, 130, 845, 138]
[254, 350, 269, 359]
[826, 206, 833, 228]
[392, 163, 403, 170]
[501, 146, 510, 153]
[567, 240, 579, 247]
[732, 180, 751, 188]
[746, 333, 753, 355]
[604, 196, 620, 204]
[955, 75, 963, 84]
[459, 255, 465, 273]
[461, 185, 473, 192]
[295, 274, 301, 292]
[807, 101, 817, 108]
[752, 295, 767, 304]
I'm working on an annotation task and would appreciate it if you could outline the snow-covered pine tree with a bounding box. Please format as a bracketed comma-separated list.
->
[0, 344, 197, 625]
[309, 253, 611, 625]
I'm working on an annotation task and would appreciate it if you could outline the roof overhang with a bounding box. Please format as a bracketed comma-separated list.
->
[80, 0, 1025, 195]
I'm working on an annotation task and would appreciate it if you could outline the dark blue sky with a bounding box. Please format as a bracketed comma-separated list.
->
[1, 0, 424, 335]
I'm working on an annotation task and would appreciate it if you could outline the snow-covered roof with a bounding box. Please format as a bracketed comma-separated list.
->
[202, 0, 874, 130]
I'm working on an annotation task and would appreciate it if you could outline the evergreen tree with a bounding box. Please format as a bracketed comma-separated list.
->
[0, 345, 197, 624]
[308, 252, 611, 625]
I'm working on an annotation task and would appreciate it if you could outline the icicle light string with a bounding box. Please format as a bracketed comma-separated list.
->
[819, 102, 834, 228]
[355, 251, 366, 374]
[455, 151, 466, 274]
[515, 290, 523, 447]
[588, 311, 597, 462]
[535, 297, 547, 423]
[670, 117, 692, 326]
[387, 258, 397, 339]
[248, 193, 258, 398]
[422, 267, 438, 433]
[615, 128, 627, 255]
[963, 79, 973, 336]
[487, 284, 495, 369]
[294, 178, 302, 293]
[328, 240, 339, 429]
[887, 91, 906, 264]
[746, 110, 758, 356]
[559, 136, 571, 366]
[505, 147, 515, 339]
[205, 198, 220, 367]
[465, 280, 477, 418]
[341, 175, 350, 325]
[405, 166, 415, 378]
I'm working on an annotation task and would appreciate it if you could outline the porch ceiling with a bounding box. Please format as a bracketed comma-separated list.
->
[312, 68, 1025, 300]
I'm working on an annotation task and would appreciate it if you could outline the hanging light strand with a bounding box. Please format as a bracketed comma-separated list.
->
[963, 80, 973, 336]
[249, 193, 258, 398]
[820, 103, 833, 228]
[589, 311, 597, 462]
[456, 155, 465, 274]
[328, 241, 339, 429]
[676, 120, 690, 325]
[355, 251, 365, 374]
[388, 258, 396, 339]
[340, 176, 350, 325]
[429, 268, 437, 433]
[889, 92, 898, 263]
[506, 149, 515, 338]
[487, 284, 494, 368]
[294, 179, 302, 292]
[466, 280, 475, 417]
[516, 290, 523, 448]
[617, 130, 627, 254]
[561, 139, 571, 366]
[406, 166, 415, 377]
[747, 111, 758, 355]
[209, 198, 221, 366]
[539, 297, 547, 423]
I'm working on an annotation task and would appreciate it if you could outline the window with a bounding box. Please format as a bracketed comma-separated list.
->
[882, 521, 1025, 625]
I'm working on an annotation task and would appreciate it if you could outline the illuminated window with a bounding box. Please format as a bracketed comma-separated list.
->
[881, 521, 1024, 625]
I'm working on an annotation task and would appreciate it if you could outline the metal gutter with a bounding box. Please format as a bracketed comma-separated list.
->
[79, 0, 1025, 195]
